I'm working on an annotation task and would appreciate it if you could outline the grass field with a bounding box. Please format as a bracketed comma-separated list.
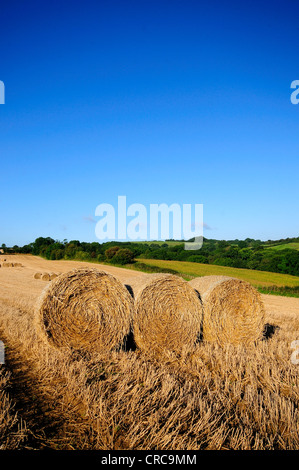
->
[137, 258, 299, 288]
[133, 240, 184, 246]
[265, 243, 299, 251]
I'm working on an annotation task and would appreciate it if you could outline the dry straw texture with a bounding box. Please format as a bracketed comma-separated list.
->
[34, 272, 42, 279]
[41, 273, 50, 281]
[189, 275, 265, 346]
[35, 267, 134, 353]
[128, 273, 203, 358]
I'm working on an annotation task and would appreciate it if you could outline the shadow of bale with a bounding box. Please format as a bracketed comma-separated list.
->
[122, 329, 137, 352]
[262, 323, 280, 340]
[125, 284, 134, 299]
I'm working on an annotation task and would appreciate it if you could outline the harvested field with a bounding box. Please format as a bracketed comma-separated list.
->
[0, 255, 299, 450]
[0, 365, 27, 449]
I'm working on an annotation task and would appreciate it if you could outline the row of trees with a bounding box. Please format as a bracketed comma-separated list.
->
[5, 237, 136, 265]
[4, 236, 299, 276]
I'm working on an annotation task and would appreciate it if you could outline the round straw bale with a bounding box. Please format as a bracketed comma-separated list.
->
[189, 275, 265, 345]
[49, 272, 58, 281]
[2, 262, 10, 267]
[35, 267, 134, 353]
[130, 273, 203, 358]
[41, 272, 51, 281]
[34, 272, 42, 279]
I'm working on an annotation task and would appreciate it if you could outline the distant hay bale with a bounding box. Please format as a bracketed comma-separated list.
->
[2, 262, 12, 267]
[34, 272, 42, 279]
[49, 273, 58, 281]
[129, 273, 203, 358]
[41, 272, 51, 281]
[35, 267, 134, 353]
[14, 262, 22, 267]
[189, 275, 265, 346]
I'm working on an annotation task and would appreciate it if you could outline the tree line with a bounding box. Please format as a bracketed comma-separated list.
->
[2, 235, 299, 276]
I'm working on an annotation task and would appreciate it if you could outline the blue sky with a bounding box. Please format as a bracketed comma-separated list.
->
[0, 0, 299, 246]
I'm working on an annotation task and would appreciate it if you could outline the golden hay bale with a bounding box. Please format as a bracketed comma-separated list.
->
[41, 272, 51, 281]
[34, 272, 42, 279]
[189, 275, 265, 346]
[128, 273, 203, 358]
[35, 267, 134, 353]
[49, 273, 58, 281]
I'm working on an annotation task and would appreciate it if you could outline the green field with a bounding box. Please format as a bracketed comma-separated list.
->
[137, 258, 299, 289]
[265, 242, 299, 251]
[133, 240, 184, 247]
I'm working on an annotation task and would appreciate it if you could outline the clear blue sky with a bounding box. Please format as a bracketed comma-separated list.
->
[1, 0, 299, 246]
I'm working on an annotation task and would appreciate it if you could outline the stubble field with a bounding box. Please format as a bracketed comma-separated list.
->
[0, 254, 299, 450]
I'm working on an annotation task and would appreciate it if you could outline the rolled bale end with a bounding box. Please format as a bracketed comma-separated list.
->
[34, 272, 42, 279]
[189, 275, 265, 346]
[35, 267, 134, 353]
[130, 273, 203, 359]
[41, 272, 51, 281]
[49, 273, 58, 281]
